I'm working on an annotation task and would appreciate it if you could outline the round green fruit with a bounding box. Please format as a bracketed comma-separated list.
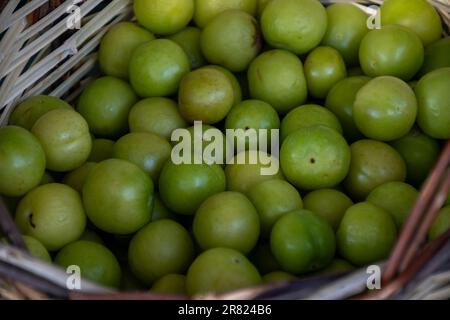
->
[193, 0, 258, 28]
[15, 183, 86, 251]
[271, 209, 336, 274]
[186, 247, 261, 295]
[77, 76, 138, 138]
[129, 39, 190, 97]
[83, 159, 154, 234]
[128, 219, 194, 285]
[62, 162, 97, 193]
[0, 126, 45, 197]
[31, 109, 91, 172]
[280, 126, 351, 190]
[167, 27, 206, 70]
[203, 65, 242, 106]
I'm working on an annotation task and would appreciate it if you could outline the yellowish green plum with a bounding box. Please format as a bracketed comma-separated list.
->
[31, 109, 91, 172]
[113, 132, 171, 181]
[83, 159, 154, 234]
[129, 39, 190, 98]
[304, 47, 347, 99]
[321, 3, 369, 67]
[178, 67, 235, 124]
[186, 247, 261, 295]
[9, 95, 72, 130]
[193, 191, 260, 254]
[0, 126, 45, 197]
[263, 271, 297, 284]
[247, 179, 303, 237]
[271, 209, 336, 274]
[159, 161, 226, 215]
[98, 22, 155, 79]
[280, 104, 342, 141]
[261, 0, 327, 55]
[391, 128, 440, 187]
[225, 150, 283, 194]
[415, 68, 450, 139]
[337, 202, 397, 266]
[128, 219, 194, 285]
[203, 65, 242, 106]
[303, 189, 353, 231]
[344, 140, 406, 200]
[248, 49, 307, 114]
[280, 126, 351, 190]
[380, 0, 442, 46]
[168, 27, 206, 69]
[62, 162, 97, 193]
[15, 183, 86, 251]
[428, 206, 450, 240]
[325, 76, 370, 142]
[367, 181, 418, 228]
[193, 0, 258, 28]
[151, 274, 187, 295]
[134, 0, 194, 35]
[128, 97, 187, 140]
[77, 76, 138, 138]
[88, 138, 114, 162]
[353, 76, 418, 141]
[55, 240, 121, 288]
[22, 235, 51, 262]
[201, 10, 261, 72]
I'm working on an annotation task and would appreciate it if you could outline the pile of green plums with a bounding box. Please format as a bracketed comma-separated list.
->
[1, 0, 450, 296]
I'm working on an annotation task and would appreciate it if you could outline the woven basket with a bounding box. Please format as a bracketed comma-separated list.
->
[0, 0, 450, 300]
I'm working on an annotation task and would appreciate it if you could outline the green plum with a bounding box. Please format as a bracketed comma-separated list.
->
[134, 0, 194, 35]
[0, 126, 45, 197]
[415, 67, 450, 139]
[77, 76, 138, 138]
[82, 159, 154, 234]
[201, 10, 261, 72]
[344, 140, 407, 200]
[280, 126, 351, 190]
[225, 150, 283, 194]
[280, 104, 342, 141]
[55, 240, 121, 288]
[128, 219, 194, 285]
[428, 206, 450, 240]
[261, 0, 327, 55]
[113, 132, 171, 181]
[151, 274, 187, 295]
[98, 22, 155, 79]
[262, 271, 297, 284]
[178, 67, 235, 124]
[359, 25, 424, 81]
[31, 109, 91, 172]
[9, 95, 72, 130]
[15, 183, 86, 251]
[367, 181, 418, 228]
[337, 202, 397, 266]
[186, 247, 261, 295]
[128, 97, 187, 140]
[22, 235, 51, 262]
[419, 38, 450, 76]
[257, 0, 271, 17]
[247, 179, 303, 237]
[203, 65, 242, 106]
[193, 191, 260, 254]
[380, 0, 442, 46]
[304, 46, 347, 99]
[88, 138, 114, 162]
[247, 49, 307, 114]
[193, 0, 258, 28]
[159, 161, 226, 215]
[325, 76, 370, 142]
[250, 242, 281, 274]
[321, 3, 369, 67]
[391, 128, 440, 187]
[168, 27, 206, 69]
[129, 39, 190, 97]
[271, 209, 336, 274]
[303, 189, 353, 231]
[62, 162, 97, 193]
[353, 76, 418, 141]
